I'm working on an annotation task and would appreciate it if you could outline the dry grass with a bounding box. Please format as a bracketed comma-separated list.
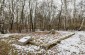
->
[0, 41, 11, 55]
[0, 40, 31, 55]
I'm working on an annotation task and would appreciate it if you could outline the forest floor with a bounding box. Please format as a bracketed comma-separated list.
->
[0, 31, 85, 55]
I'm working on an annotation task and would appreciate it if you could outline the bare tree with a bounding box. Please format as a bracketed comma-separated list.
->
[64, 0, 68, 30]
[79, 0, 84, 30]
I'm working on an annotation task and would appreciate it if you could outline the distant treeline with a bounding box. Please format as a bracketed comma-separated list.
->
[0, 0, 85, 33]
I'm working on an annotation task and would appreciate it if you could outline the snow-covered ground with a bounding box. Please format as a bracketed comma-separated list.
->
[0, 31, 85, 55]
[49, 31, 85, 55]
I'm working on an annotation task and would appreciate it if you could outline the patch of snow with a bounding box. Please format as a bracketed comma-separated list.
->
[0, 34, 11, 38]
[12, 44, 40, 52]
[3, 34, 10, 38]
[0, 33, 19, 38]
[12, 44, 46, 54]
[56, 31, 85, 55]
